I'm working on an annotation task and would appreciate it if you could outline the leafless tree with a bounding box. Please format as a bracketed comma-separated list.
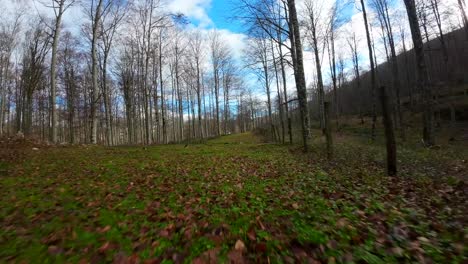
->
[99, 0, 127, 145]
[209, 30, 230, 137]
[19, 22, 51, 136]
[403, 0, 434, 146]
[370, 0, 405, 139]
[304, 0, 327, 132]
[42, 0, 77, 143]
[0, 12, 22, 136]
[287, 0, 311, 151]
[359, 0, 378, 141]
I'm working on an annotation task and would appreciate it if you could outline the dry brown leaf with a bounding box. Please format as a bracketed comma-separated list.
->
[235, 240, 246, 252]
[98, 242, 111, 253]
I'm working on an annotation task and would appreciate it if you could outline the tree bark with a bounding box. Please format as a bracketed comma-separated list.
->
[287, 0, 310, 151]
[458, 0, 468, 38]
[277, 30, 292, 144]
[307, 6, 325, 133]
[403, 0, 435, 146]
[90, 0, 104, 144]
[360, 0, 378, 141]
[324, 101, 333, 160]
[50, 0, 65, 143]
[379, 86, 397, 176]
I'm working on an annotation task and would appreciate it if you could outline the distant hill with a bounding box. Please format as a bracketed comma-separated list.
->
[326, 28, 468, 119]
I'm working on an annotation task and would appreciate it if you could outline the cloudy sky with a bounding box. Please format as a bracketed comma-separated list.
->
[0, 0, 247, 69]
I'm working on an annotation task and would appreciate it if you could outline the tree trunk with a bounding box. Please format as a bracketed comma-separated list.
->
[287, 0, 310, 151]
[403, 0, 435, 146]
[360, 0, 377, 141]
[277, 30, 292, 144]
[159, 36, 167, 144]
[380, 0, 405, 140]
[324, 101, 333, 160]
[196, 59, 203, 139]
[261, 43, 274, 141]
[308, 8, 325, 133]
[458, 0, 468, 38]
[90, 0, 103, 144]
[379, 86, 397, 176]
[271, 41, 285, 144]
[214, 70, 220, 136]
[102, 54, 113, 146]
[50, 1, 65, 143]
[329, 32, 339, 127]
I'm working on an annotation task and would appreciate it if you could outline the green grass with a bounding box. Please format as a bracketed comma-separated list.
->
[0, 132, 466, 263]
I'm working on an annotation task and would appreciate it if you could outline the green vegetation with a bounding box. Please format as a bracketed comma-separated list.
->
[0, 133, 466, 263]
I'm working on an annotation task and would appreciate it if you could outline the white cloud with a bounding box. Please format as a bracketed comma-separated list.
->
[0, 0, 85, 35]
[168, 0, 213, 28]
[217, 28, 246, 59]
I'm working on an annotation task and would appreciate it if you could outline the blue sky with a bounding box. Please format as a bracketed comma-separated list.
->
[207, 0, 244, 32]
[174, 0, 244, 33]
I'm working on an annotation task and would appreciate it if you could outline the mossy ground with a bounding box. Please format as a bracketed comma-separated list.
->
[0, 131, 466, 263]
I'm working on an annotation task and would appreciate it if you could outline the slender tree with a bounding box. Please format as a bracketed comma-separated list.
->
[46, 0, 76, 143]
[403, 0, 435, 146]
[304, 0, 326, 132]
[88, 0, 105, 144]
[287, 0, 310, 151]
[359, 0, 378, 141]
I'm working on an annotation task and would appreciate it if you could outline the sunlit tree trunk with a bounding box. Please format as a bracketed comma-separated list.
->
[286, 0, 310, 151]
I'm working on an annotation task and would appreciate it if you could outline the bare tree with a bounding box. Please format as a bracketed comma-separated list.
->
[118, 47, 136, 144]
[403, 0, 434, 146]
[59, 31, 80, 144]
[359, 0, 378, 141]
[188, 30, 205, 139]
[270, 38, 285, 143]
[20, 22, 51, 136]
[99, 0, 127, 145]
[458, 0, 468, 38]
[371, 0, 405, 139]
[44, 0, 76, 143]
[0, 13, 22, 136]
[304, 0, 326, 132]
[87, 0, 105, 144]
[237, 0, 294, 144]
[347, 32, 364, 124]
[245, 35, 275, 140]
[209, 30, 229, 137]
[287, 0, 310, 151]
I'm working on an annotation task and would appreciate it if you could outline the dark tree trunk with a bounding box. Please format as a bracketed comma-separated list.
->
[379, 86, 397, 176]
[404, 0, 435, 146]
[324, 101, 333, 160]
[287, 0, 310, 151]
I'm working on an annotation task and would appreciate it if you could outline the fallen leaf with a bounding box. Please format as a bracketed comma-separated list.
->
[418, 236, 430, 243]
[391, 247, 404, 257]
[48, 245, 62, 255]
[336, 218, 348, 228]
[159, 229, 170, 238]
[247, 228, 256, 241]
[255, 242, 267, 253]
[228, 249, 246, 264]
[99, 225, 111, 233]
[98, 242, 111, 253]
[235, 240, 246, 252]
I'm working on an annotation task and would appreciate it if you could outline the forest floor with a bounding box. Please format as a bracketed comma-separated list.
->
[0, 131, 466, 263]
